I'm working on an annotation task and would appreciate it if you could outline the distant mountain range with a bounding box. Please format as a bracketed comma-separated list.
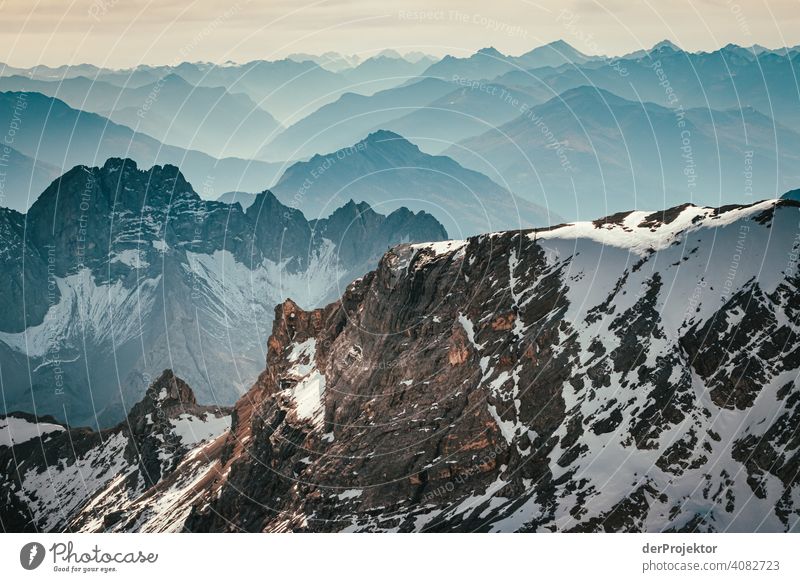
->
[0, 53, 438, 127]
[286, 50, 437, 72]
[0, 74, 282, 159]
[351, 82, 547, 155]
[0, 91, 285, 205]
[217, 190, 258, 209]
[0, 89, 555, 235]
[422, 41, 596, 80]
[447, 86, 800, 219]
[0, 158, 445, 429]
[270, 130, 557, 237]
[257, 77, 456, 161]
[0, 145, 62, 212]
[493, 43, 800, 134]
[4, 41, 799, 220]
[339, 54, 438, 93]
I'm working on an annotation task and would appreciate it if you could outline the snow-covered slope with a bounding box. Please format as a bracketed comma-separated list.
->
[0, 371, 231, 532]
[0, 415, 65, 447]
[186, 198, 799, 532]
[4, 198, 799, 532]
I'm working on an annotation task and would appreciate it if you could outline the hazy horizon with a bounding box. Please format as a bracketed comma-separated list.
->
[1, 38, 798, 70]
[1, 0, 799, 68]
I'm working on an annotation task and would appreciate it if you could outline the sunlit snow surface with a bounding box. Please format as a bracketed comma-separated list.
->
[170, 413, 232, 446]
[284, 338, 326, 428]
[0, 416, 65, 447]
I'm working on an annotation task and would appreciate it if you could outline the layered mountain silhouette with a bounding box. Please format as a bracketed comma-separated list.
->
[0, 74, 280, 158]
[422, 47, 518, 81]
[0, 53, 442, 128]
[0, 145, 62, 211]
[0, 91, 284, 204]
[0, 74, 282, 159]
[128, 59, 352, 125]
[217, 190, 258, 209]
[374, 83, 548, 154]
[258, 78, 455, 161]
[494, 45, 800, 133]
[269, 130, 557, 237]
[448, 86, 800, 219]
[340, 54, 437, 93]
[422, 42, 597, 81]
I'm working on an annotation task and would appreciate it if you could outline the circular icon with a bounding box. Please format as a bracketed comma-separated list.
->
[19, 542, 46, 570]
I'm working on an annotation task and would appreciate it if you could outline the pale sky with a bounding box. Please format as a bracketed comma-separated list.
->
[1, 0, 799, 68]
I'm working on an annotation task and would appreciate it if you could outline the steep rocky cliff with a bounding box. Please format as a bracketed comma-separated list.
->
[3, 198, 800, 532]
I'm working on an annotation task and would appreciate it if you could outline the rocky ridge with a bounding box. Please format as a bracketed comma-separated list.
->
[3, 198, 800, 532]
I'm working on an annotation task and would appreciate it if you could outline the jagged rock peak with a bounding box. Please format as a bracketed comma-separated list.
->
[127, 369, 198, 423]
[270, 298, 327, 347]
[30, 157, 196, 217]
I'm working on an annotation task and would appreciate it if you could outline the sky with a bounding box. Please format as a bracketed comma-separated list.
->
[1, 0, 799, 68]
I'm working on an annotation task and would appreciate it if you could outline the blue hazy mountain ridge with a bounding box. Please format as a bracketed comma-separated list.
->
[420, 47, 517, 81]
[0, 62, 105, 80]
[0, 91, 284, 205]
[254, 42, 800, 199]
[512, 39, 596, 69]
[446, 85, 800, 220]
[217, 190, 258, 209]
[169, 58, 432, 125]
[0, 62, 164, 88]
[0, 74, 282, 159]
[421, 41, 597, 81]
[3, 41, 800, 219]
[0, 145, 62, 212]
[620, 39, 682, 60]
[137, 59, 352, 125]
[257, 77, 456, 161]
[1, 57, 428, 128]
[285, 50, 436, 72]
[286, 51, 362, 72]
[491, 44, 800, 133]
[259, 76, 555, 160]
[339, 54, 437, 93]
[269, 129, 557, 237]
[365, 82, 553, 155]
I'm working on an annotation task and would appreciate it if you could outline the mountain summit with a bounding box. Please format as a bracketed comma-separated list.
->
[271, 130, 556, 237]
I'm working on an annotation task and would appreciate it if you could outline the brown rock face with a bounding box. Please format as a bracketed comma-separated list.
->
[177, 201, 800, 533]
[128, 370, 198, 421]
[6, 200, 800, 533]
[180, 232, 573, 532]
